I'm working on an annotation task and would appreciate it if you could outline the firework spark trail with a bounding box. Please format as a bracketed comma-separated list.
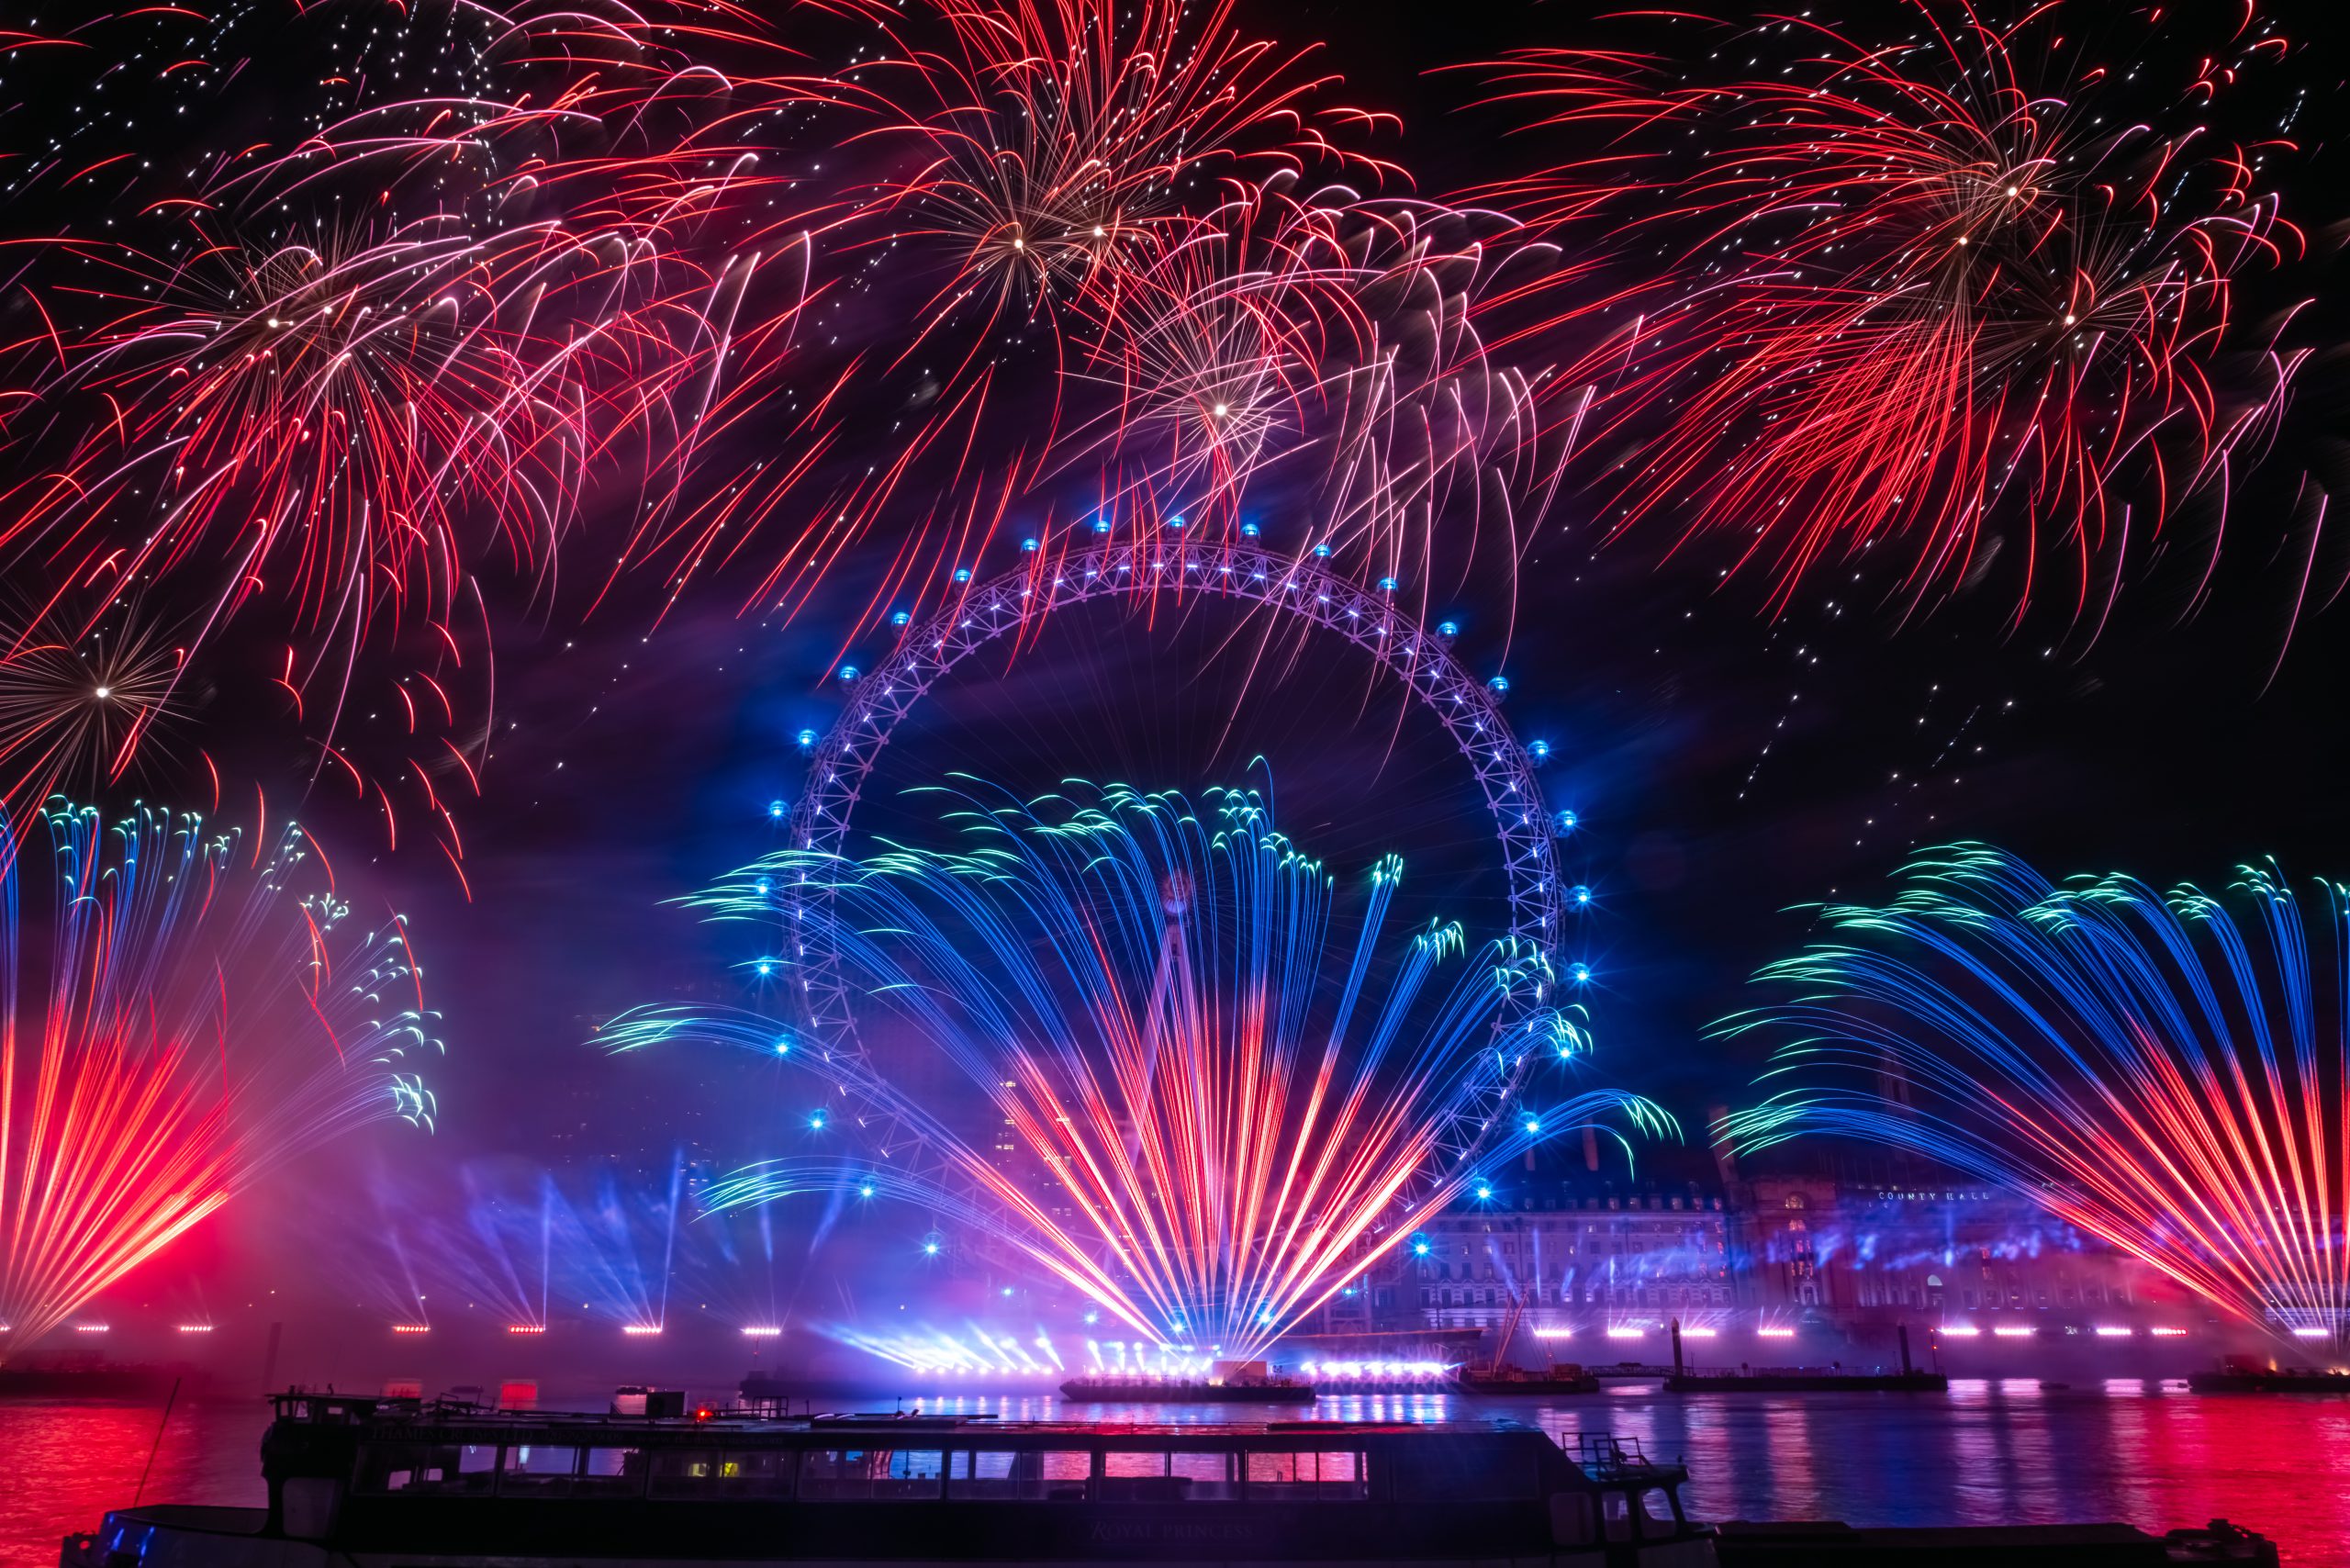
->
[0, 610, 187, 852]
[610, 779, 1668, 1359]
[1050, 180, 1572, 588]
[0, 0, 792, 859]
[1718, 845, 2348, 1341]
[1467, 1, 2310, 623]
[534, 0, 1557, 632]
[1, 0, 1587, 853]
[0, 798, 442, 1356]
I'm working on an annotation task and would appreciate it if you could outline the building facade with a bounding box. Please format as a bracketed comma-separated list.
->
[1320, 1159, 2189, 1344]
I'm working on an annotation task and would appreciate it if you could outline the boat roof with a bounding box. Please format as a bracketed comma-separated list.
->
[272, 1394, 1551, 1445]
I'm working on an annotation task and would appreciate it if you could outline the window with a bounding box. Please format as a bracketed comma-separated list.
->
[1390, 1439, 1536, 1501]
[353, 1441, 498, 1495]
[1245, 1450, 1367, 1502]
[1101, 1450, 1177, 1502]
[1169, 1450, 1243, 1500]
[716, 1450, 796, 1498]
[798, 1448, 942, 1500]
[647, 1449, 722, 1499]
[945, 1450, 1092, 1501]
[499, 1444, 581, 1497]
[576, 1448, 646, 1498]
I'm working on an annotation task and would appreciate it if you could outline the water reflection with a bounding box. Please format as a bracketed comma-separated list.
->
[7, 1385, 2349, 1564]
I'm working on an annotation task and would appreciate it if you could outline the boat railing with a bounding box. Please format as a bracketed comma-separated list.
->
[1562, 1432, 1666, 1480]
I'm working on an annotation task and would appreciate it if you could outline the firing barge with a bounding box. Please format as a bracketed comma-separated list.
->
[1456, 1361, 1602, 1395]
[1660, 1321, 1947, 1394]
[1061, 1358, 1315, 1404]
[2185, 1354, 2350, 1394]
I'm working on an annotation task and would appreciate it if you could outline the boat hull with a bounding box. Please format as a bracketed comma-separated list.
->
[63, 1501, 1713, 1568]
[65, 1507, 2271, 1568]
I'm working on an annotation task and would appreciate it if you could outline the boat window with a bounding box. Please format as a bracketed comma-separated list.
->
[1100, 1450, 1179, 1502]
[647, 1449, 724, 1499]
[1245, 1450, 1369, 1502]
[499, 1444, 581, 1497]
[944, 1450, 1092, 1501]
[800, 1448, 946, 1500]
[353, 1441, 498, 1495]
[1170, 1450, 1242, 1501]
[576, 1448, 647, 1498]
[717, 1450, 798, 1498]
[1387, 1439, 1537, 1501]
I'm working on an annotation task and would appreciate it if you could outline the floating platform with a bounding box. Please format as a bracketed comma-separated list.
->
[1057, 1377, 1315, 1402]
[2185, 1368, 2350, 1394]
[1667, 1369, 1949, 1393]
[1717, 1518, 2276, 1565]
[0, 1364, 192, 1399]
[1456, 1372, 1601, 1395]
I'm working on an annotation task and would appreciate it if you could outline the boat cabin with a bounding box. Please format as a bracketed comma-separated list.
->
[234, 1392, 1714, 1565]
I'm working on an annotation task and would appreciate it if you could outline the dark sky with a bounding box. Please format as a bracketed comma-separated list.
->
[25, 0, 2350, 1326]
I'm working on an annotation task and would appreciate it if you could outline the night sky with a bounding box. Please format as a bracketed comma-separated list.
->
[8, 0, 2350, 1328]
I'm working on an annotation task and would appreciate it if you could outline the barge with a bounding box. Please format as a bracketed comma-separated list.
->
[2184, 1367, 2350, 1394]
[1661, 1321, 1947, 1393]
[1058, 1377, 1314, 1403]
[1063, 1359, 1315, 1403]
[1458, 1361, 1603, 1395]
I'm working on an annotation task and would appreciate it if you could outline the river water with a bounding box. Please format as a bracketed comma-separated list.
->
[8, 1381, 2347, 1563]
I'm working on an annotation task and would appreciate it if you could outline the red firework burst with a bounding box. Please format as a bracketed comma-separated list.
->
[527, 0, 1408, 632]
[1469, 1, 2309, 622]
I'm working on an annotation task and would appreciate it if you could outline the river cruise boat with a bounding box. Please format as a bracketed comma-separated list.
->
[60, 1391, 1716, 1568]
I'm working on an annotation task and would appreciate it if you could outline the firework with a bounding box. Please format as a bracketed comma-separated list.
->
[0, 800, 441, 1357]
[0, 610, 186, 846]
[1472, 1, 2309, 622]
[0, 0, 770, 864]
[552, 0, 1459, 630]
[1718, 846, 2347, 1342]
[610, 780, 1666, 1360]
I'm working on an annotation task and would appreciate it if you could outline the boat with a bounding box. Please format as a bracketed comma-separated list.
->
[55, 1389, 2280, 1567]
[62, 1390, 1714, 1566]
